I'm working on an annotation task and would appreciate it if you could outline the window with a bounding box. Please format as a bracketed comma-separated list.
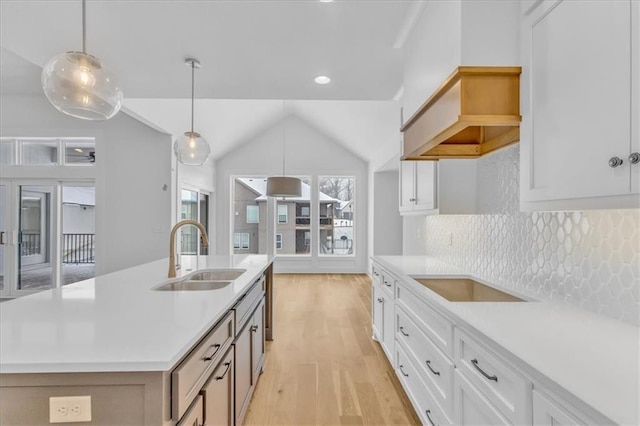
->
[319, 177, 355, 256]
[0, 138, 96, 166]
[246, 205, 259, 224]
[277, 204, 288, 224]
[276, 234, 283, 250]
[234, 233, 250, 250]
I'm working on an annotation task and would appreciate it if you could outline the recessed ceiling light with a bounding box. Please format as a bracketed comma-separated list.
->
[315, 75, 331, 85]
[319, 0, 334, 2]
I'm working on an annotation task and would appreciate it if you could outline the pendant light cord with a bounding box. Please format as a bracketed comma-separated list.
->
[82, 0, 87, 53]
[191, 61, 195, 133]
[282, 101, 286, 176]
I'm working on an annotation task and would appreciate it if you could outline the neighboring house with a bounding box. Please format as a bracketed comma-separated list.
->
[233, 178, 344, 255]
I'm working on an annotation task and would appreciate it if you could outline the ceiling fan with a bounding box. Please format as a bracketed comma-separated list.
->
[67, 150, 96, 163]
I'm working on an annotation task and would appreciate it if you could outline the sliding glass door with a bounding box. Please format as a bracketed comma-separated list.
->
[0, 180, 95, 298]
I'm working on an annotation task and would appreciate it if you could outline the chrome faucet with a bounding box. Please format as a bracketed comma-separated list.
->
[168, 220, 210, 278]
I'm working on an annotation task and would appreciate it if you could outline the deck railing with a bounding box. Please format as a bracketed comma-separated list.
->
[63, 233, 95, 264]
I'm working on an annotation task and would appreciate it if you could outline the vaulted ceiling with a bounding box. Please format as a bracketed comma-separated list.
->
[1, 0, 425, 166]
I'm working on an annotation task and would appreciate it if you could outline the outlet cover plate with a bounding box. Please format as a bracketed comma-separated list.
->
[49, 396, 92, 423]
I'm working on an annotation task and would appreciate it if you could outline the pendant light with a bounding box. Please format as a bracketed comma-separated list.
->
[174, 58, 211, 166]
[266, 101, 302, 197]
[41, 0, 123, 120]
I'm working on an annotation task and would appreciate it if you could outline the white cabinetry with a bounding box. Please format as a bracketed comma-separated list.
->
[400, 160, 437, 214]
[521, 0, 640, 210]
[533, 390, 587, 426]
[400, 160, 477, 215]
[371, 263, 395, 362]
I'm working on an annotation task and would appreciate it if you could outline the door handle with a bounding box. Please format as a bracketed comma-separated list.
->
[0, 231, 5, 245]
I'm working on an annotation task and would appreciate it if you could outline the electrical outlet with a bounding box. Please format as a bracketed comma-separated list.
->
[49, 396, 91, 423]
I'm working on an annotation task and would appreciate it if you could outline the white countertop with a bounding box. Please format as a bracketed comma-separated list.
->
[373, 255, 640, 426]
[0, 255, 272, 374]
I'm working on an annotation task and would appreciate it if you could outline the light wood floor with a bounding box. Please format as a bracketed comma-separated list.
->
[243, 274, 420, 426]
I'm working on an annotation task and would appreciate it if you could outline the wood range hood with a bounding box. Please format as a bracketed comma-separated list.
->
[401, 66, 522, 160]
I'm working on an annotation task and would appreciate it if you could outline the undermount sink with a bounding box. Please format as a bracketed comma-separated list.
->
[153, 269, 246, 291]
[410, 277, 525, 302]
[188, 269, 246, 281]
[154, 280, 233, 291]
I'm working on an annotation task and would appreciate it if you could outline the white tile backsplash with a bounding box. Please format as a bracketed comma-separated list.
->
[424, 145, 640, 325]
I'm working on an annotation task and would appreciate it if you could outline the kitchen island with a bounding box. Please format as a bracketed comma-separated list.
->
[0, 254, 273, 425]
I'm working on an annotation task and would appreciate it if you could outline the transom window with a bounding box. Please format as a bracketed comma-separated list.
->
[0, 138, 96, 166]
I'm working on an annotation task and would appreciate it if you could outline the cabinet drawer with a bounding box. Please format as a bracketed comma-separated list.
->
[372, 264, 382, 284]
[396, 281, 454, 358]
[396, 307, 455, 419]
[172, 311, 235, 420]
[177, 394, 204, 426]
[233, 277, 265, 332]
[454, 370, 510, 425]
[396, 341, 453, 425]
[456, 330, 531, 425]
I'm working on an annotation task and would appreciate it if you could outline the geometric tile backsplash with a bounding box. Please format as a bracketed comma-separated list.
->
[424, 145, 640, 325]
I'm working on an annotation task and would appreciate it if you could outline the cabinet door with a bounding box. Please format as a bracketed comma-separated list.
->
[533, 390, 586, 426]
[414, 161, 437, 210]
[522, 0, 632, 202]
[632, 1, 640, 194]
[202, 349, 234, 426]
[454, 371, 510, 426]
[372, 283, 384, 341]
[234, 323, 252, 424]
[399, 161, 416, 212]
[381, 296, 395, 363]
[251, 298, 265, 384]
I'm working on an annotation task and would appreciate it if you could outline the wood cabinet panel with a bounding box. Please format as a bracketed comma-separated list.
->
[201, 348, 234, 426]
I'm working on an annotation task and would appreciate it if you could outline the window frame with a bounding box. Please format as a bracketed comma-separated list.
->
[277, 204, 288, 224]
[246, 205, 259, 224]
[275, 233, 283, 250]
[318, 176, 356, 258]
[233, 232, 250, 250]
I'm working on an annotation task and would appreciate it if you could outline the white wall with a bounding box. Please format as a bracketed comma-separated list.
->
[215, 114, 368, 273]
[0, 94, 172, 275]
[373, 171, 402, 256]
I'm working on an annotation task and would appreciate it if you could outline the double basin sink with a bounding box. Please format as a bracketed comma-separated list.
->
[410, 277, 526, 302]
[154, 269, 246, 291]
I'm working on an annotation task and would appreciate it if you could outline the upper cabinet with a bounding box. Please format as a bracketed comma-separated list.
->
[399, 159, 477, 216]
[520, 0, 640, 210]
[401, 67, 522, 161]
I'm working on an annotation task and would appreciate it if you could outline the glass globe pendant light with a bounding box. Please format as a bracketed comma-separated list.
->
[41, 0, 123, 120]
[174, 58, 211, 166]
[266, 101, 301, 197]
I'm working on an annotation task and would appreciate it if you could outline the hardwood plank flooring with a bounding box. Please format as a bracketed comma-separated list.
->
[243, 274, 420, 426]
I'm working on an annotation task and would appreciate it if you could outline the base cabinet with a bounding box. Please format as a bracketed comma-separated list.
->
[532, 390, 587, 426]
[235, 298, 266, 425]
[177, 395, 204, 426]
[201, 348, 234, 426]
[454, 371, 510, 426]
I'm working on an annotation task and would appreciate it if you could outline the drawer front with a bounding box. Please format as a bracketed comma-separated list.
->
[381, 271, 395, 297]
[396, 307, 455, 418]
[454, 370, 510, 426]
[456, 330, 531, 425]
[233, 277, 265, 332]
[177, 394, 204, 426]
[396, 341, 453, 425]
[372, 264, 382, 284]
[533, 390, 587, 426]
[396, 281, 454, 357]
[172, 311, 235, 420]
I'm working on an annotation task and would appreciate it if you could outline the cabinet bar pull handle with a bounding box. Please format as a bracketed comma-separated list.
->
[203, 343, 221, 361]
[399, 365, 409, 377]
[215, 361, 232, 380]
[426, 360, 440, 376]
[471, 359, 498, 382]
[384, 281, 391, 287]
[377, 297, 383, 303]
[425, 409, 436, 426]
[0, 231, 5, 245]
[251, 325, 259, 332]
[399, 326, 409, 337]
